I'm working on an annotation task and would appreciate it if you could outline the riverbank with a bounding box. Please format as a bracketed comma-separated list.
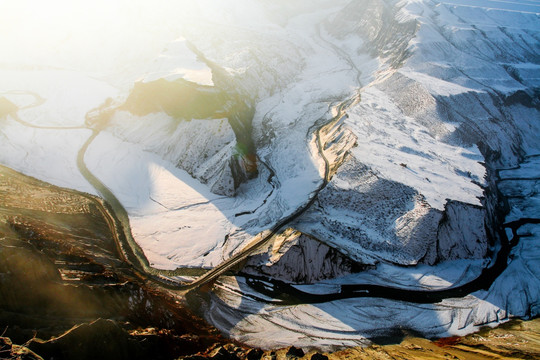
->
[0, 164, 227, 359]
[2, 163, 539, 360]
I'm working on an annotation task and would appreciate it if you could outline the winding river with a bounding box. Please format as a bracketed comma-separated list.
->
[6, 91, 539, 309]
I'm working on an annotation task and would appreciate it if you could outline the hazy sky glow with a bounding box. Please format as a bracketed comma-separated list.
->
[1, 1, 204, 76]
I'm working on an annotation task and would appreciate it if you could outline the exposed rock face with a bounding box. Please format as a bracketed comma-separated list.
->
[227, 98, 259, 187]
[0, 337, 42, 360]
[295, 158, 444, 265]
[432, 201, 488, 264]
[244, 228, 365, 284]
[318, 112, 358, 178]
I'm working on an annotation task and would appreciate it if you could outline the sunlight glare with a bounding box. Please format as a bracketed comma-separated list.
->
[0, 0, 205, 76]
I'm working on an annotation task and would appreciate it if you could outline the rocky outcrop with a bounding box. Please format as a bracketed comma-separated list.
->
[0, 164, 227, 359]
[227, 98, 258, 179]
[243, 228, 366, 284]
[0, 337, 42, 360]
[318, 112, 358, 179]
[434, 201, 488, 263]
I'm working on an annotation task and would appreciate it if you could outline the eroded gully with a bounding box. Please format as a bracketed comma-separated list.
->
[8, 91, 538, 307]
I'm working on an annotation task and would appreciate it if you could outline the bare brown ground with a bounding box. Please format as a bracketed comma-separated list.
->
[1, 164, 538, 360]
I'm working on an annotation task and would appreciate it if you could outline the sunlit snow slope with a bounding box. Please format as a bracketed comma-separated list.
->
[0, 0, 539, 351]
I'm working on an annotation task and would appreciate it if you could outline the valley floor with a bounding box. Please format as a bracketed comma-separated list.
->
[1, 162, 538, 360]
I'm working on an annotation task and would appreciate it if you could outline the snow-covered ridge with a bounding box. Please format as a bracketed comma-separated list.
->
[0, 0, 539, 351]
[107, 77, 252, 197]
[205, 0, 540, 350]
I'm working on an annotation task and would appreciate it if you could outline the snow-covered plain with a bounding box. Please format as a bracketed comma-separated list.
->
[1, 0, 539, 351]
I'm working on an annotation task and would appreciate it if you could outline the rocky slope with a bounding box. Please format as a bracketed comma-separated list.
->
[1, 0, 539, 352]
[108, 71, 258, 197]
[0, 164, 228, 359]
[201, 0, 540, 349]
[1, 162, 538, 360]
[243, 228, 367, 284]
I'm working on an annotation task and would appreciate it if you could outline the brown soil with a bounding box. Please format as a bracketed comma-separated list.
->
[1, 164, 538, 360]
[0, 164, 228, 359]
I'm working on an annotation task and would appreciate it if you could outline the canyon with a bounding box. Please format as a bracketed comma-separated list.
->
[0, 0, 539, 355]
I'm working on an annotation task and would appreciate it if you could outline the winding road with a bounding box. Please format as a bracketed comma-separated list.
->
[5, 90, 539, 308]
[74, 98, 354, 291]
[70, 98, 540, 306]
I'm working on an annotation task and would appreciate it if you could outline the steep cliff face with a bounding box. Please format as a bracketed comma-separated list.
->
[318, 112, 358, 178]
[204, 0, 540, 350]
[425, 201, 488, 265]
[244, 228, 366, 284]
[2, 0, 540, 352]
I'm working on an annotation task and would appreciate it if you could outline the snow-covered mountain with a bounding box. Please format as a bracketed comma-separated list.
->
[1, 0, 539, 351]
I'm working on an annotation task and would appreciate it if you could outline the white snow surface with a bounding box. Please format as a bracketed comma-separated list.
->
[205, 0, 540, 350]
[0, 68, 116, 194]
[140, 37, 214, 86]
[0, 0, 539, 351]
[347, 86, 485, 210]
